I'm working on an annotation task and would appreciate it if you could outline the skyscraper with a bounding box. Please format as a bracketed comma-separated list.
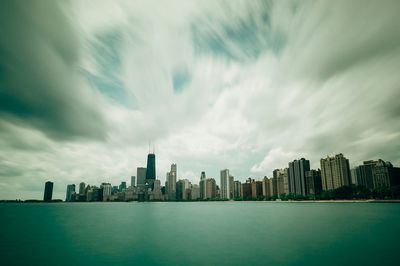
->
[262, 176, 271, 198]
[241, 178, 252, 200]
[288, 158, 310, 196]
[79, 182, 85, 195]
[137, 167, 147, 191]
[229, 175, 234, 199]
[152, 180, 162, 200]
[205, 178, 216, 199]
[199, 171, 206, 200]
[233, 180, 241, 199]
[43, 181, 53, 202]
[131, 176, 136, 187]
[101, 183, 112, 201]
[320, 154, 351, 191]
[305, 169, 322, 195]
[282, 168, 289, 194]
[251, 180, 263, 199]
[65, 184, 75, 202]
[273, 169, 286, 196]
[176, 179, 191, 200]
[119, 181, 127, 191]
[146, 153, 156, 188]
[353, 159, 400, 189]
[191, 184, 200, 200]
[167, 164, 177, 200]
[220, 169, 230, 199]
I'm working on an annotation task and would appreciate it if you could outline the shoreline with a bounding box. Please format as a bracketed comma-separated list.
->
[1, 199, 400, 203]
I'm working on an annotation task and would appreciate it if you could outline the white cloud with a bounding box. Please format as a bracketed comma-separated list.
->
[1, 0, 400, 199]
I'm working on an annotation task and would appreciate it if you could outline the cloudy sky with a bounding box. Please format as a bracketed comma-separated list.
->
[1, 0, 399, 200]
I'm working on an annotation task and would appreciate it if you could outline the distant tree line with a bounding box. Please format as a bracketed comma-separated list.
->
[233, 185, 400, 201]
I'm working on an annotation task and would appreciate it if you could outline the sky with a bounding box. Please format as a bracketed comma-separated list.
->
[1, 0, 400, 200]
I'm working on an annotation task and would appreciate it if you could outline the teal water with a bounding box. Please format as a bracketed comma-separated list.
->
[1, 202, 399, 266]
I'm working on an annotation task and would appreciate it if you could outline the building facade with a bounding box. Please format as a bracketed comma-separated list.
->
[137, 167, 147, 191]
[199, 171, 206, 200]
[205, 178, 216, 199]
[43, 181, 53, 202]
[305, 169, 322, 195]
[220, 169, 230, 199]
[288, 158, 310, 196]
[145, 153, 156, 188]
[65, 184, 75, 202]
[167, 164, 177, 200]
[233, 180, 241, 198]
[320, 154, 351, 191]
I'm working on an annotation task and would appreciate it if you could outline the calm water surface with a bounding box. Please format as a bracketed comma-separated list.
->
[1, 202, 399, 266]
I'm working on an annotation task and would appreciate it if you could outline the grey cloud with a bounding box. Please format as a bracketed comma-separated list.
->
[191, 0, 286, 61]
[283, 0, 400, 82]
[0, 0, 107, 140]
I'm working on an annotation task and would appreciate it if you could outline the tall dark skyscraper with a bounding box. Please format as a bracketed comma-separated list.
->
[146, 153, 156, 188]
[288, 158, 310, 196]
[43, 181, 53, 202]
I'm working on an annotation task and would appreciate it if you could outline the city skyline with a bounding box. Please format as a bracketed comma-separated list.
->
[8, 150, 400, 201]
[1, 0, 400, 200]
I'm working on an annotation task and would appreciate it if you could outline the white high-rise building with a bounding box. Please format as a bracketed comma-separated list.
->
[320, 153, 351, 190]
[131, 176, 136, 187]
[101, 183, 112, 201]
[220, 169, 231, 199]
[167, 164, 177, 200]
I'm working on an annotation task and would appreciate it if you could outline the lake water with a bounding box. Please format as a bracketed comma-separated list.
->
[1, 202, 399, 265]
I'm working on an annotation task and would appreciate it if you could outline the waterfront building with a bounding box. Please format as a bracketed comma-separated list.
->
[199, 171, 206, 199]
[101, 183, 112, 201]
[273, 169, 286, 196]
[167, 164, 177, 200]
[137, 167, 147, 191]
[79, 182, 86, 195]
[152, 180, 162, 200]
[305, 169, 322, 195]
[146, 153, 156, 188]
[233, 180, 241, 198]
[350, 168, 359, 186]
[355, 160, 375, 189]
[229, 175, 234, 199]
[353, 160, 400, 189]
[282, 168, 289, 194]
[191, 184, 200, 200]
[124, 187, 136, 201]
[131, 176, 136, 187]
[353, 159, 400, 189]
[119, 181, 127, 191]
[43, 181, 53, 202]
[220, 169, 230, 199]
[320, 154, 351, 190]
[205, 178, 216, 199]
[65, 184, 75, 202]
[262, 176, 271, 198]
[288, 158, 310, 196]
[176, 180, 184, 200]
[241, 178, 252, 200]
[176, 179, 191, 200]
[251, 180, 263, 199]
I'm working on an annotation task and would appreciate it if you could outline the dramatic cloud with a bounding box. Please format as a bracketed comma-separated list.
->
[0, 0, 107, 140]
[0, 0, 399, 199]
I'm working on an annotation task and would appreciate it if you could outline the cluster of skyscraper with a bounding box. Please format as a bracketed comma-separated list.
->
[239, 154, 400, 200]
[41, 152, 400, 202]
